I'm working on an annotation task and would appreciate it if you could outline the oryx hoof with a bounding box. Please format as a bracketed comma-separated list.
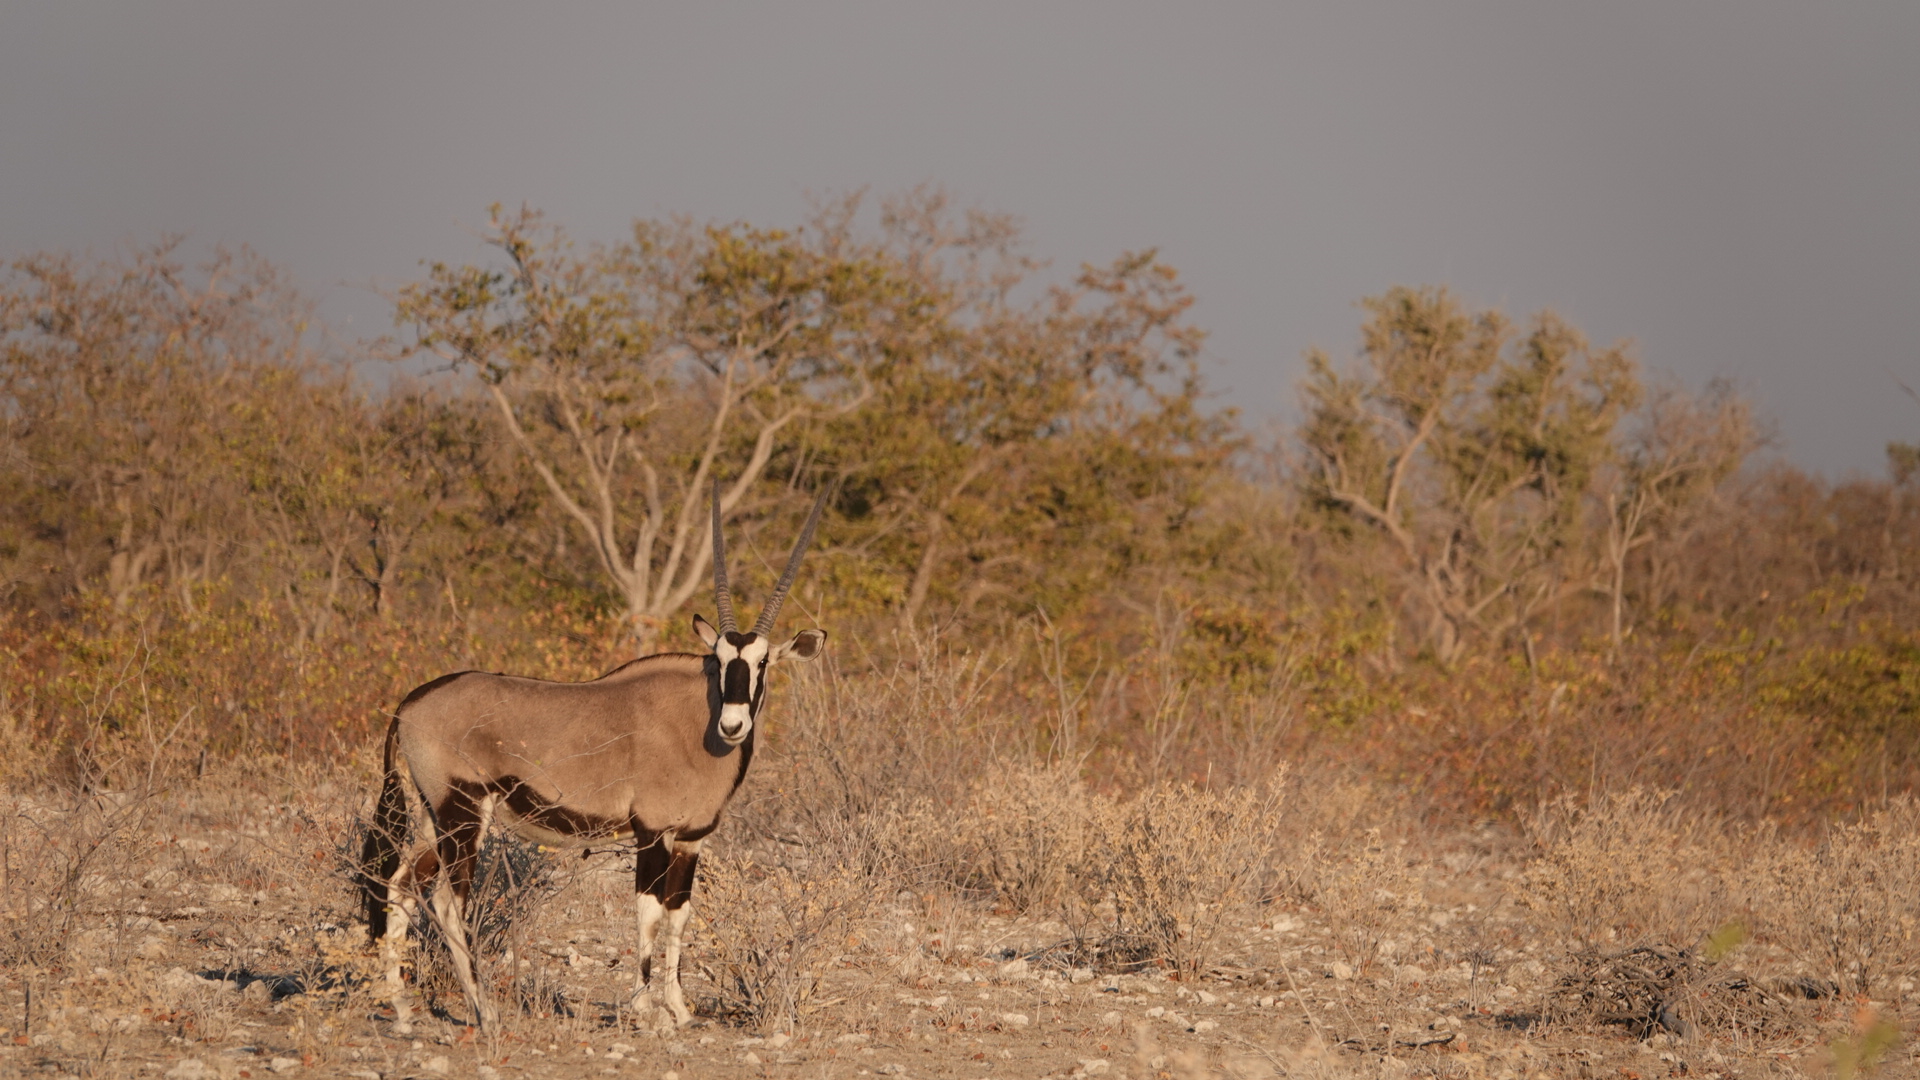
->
[629, 994, 679, 1033]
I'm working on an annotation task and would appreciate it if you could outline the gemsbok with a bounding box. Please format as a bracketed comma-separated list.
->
[359, 483, 828, 1031]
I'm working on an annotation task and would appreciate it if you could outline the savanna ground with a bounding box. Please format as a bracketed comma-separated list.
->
[4, 645, 1915, 1080]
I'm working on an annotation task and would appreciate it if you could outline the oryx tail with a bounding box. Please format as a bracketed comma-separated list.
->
[360, 715, 411, 940]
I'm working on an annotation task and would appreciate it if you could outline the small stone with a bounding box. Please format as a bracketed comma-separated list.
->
[837, 1032, 870, 1044]
[999, 958, 1029, 978]
[1191, 1020, 1218, 1033]
[1196, 990, 1219, 1005]
[1258, 995, 1276, 1008]
[877, 1065, 907, 1076]
[424, 1055, 450, 1074]
[165, 1060, 209, 1080]
[1329, 962, 1354, 980]
[743, 1052, 762, 1065]
[999, 1012, 1031, 1028]
[243, 980, 272, 1006]
[663, 1073, 680, 1080]
[1070, 968, 1095, 984]
[1145, 1006, 1166, 1018]
[1078, 1060, 1111, 1076]
[699, 1036, 717, 1046]
[767, 1033, 791, 1049]
[1100, 1010, 1123, 1027]
[478, 1069, 501, 1080]
[268, 1058, 301, 1074]
[610, 1043, 635, 1054]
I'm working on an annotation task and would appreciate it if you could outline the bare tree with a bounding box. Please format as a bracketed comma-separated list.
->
[1596, 379, 1757, 652]
[397, 205, 921, 651]
[1299, 287, 1640, 663]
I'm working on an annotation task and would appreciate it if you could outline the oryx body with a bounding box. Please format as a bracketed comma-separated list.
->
[360, 485, 826, 1031]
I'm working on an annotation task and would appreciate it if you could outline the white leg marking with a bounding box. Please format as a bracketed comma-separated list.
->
[430, 880, 498, 1028]
[659, 900, 695, 1026]
[382, 860, 420, 1034]
[631, 893, 668, 1019]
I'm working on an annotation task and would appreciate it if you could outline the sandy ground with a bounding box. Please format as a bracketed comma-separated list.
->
[2, 778, 1913, 1080]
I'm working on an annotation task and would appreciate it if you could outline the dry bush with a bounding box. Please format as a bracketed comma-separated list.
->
[1092, 777, 1288, 976]
[1519, 789, 1730, 950]
[1749, 799, 1920, 997]
[692, 851, 873, 1033]
[0, 789, 154, 974]
[876, 762, 1093, 912]
[1295, 827, 1423, 977]
[847, 757, 1292, 977]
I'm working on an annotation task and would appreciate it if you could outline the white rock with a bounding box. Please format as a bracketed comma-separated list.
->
[268, 1058, 301, 1074]
[1145, 1006, 1165, 1018]
[1329, 962, 1354, 980]
[1191, 1020, 1218, 1033]
[767, 1033, 791, 1048]
[999, 1012, 1031, 1028]
[1076, 1059, 1111, 1076]
[1196, 991, 1219, 1005]
[999, 958, 1030, 978]
[424, 1055, 450, 1074]
[165, 1060, 208, 1080]
[836, 1032, 870, 1044]
[1100, 1010, 1123, 1027]
[742, 1052, 762, 1065]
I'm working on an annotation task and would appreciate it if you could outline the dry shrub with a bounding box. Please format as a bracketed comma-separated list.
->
[1296, 827, 1422, 977]
[1751, 799, 1920, 997]
[1544, 943, 1810, 1040]
[693, 851, 873, 1033]
[874, 761, 1289, 975]
[1093, 778, 1287, 976]
[1520, 789, 1729, 950]
[0, 789, 153, 973]
[878, 763, 1093, 911]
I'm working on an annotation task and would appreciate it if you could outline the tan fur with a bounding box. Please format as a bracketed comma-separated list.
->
[397, 653, 744, 846]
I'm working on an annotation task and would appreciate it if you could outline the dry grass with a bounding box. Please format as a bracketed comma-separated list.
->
[2, 649, 1918, 1079]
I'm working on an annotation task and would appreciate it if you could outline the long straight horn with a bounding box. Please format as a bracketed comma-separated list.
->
[751, 488, 830, 636]
[711, 478, 738, 633]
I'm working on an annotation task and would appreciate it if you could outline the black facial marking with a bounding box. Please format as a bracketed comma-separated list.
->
[723, 657, 753, 705]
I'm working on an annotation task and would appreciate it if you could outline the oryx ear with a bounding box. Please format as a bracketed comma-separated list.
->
[693, 614, 721, 649]
[773, 629, 826, 663]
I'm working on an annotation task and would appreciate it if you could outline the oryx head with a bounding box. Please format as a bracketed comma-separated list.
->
[693, 481, 828, 745]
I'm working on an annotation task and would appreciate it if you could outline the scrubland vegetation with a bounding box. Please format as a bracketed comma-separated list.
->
[2, 192, 1918, 1077]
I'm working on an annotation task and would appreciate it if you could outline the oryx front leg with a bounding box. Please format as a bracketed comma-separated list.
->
[631, 837, 701, 1028]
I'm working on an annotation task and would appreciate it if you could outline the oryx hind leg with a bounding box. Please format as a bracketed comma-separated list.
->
[381, 847, 436, 1035]
[630, 835, 701, 1028]
[423, 790, 499, 1028]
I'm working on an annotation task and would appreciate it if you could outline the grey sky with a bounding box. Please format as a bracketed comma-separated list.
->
[3, 3, 1915, 475]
